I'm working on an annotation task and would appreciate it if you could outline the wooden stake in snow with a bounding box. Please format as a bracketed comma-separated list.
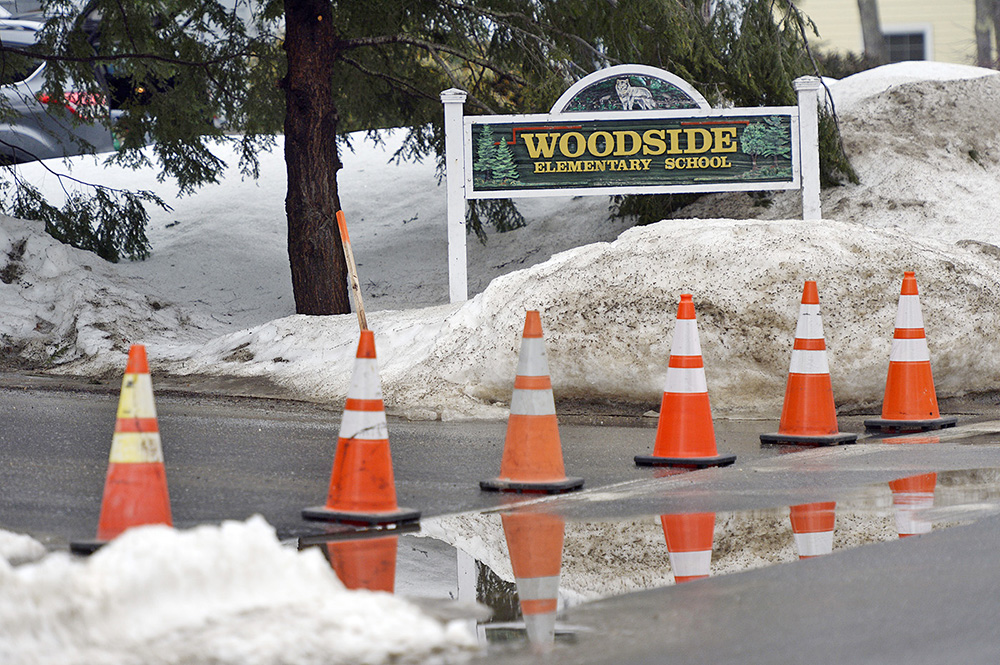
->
[336, 209, 368, 331]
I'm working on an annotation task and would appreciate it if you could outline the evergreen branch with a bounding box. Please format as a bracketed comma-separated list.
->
[339, 53, 495, 115]
[0, 44, 253, 68]
[434, 0, 617, 74]
[338, 34, 528, 86]
[424, 47, 498, 114]
[0, 143, 167, 206]
[337, 55, 440, 104]
[783, 0, 855, 175]
[113, 0, 142, 53]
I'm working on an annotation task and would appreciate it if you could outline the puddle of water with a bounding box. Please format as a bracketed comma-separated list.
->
[300, 467, 1000, 656]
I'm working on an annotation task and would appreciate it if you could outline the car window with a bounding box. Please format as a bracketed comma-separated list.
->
[0, 50, 42, 85]
[0, 33, 43, 85]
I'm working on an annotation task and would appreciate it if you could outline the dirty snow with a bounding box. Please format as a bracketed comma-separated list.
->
[0, 517, 477, 665]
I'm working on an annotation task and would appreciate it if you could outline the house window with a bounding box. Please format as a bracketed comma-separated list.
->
[882, 25, 932, 62]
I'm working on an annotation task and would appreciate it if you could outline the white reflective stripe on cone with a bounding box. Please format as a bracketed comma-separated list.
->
[515, 337, 550, 377]
[789, 348, 830, 374]
[793, 530, 834, 557]
[339, 409, 389, 440]
[346, 358, 384, 398]
[510, 388, 557, 416]
[668, 549, 711, 577]
[664, 367, 708, 394]
[515, 575, 560, 601]
[895, 494, 934, 536]
[524, 613, 557, 645]
[895, 295, 924, 329]
[794, 304, 825, 339]
[889, 337, 930, 362]
[670, 320, 702, 356]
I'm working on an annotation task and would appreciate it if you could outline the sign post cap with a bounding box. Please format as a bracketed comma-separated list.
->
[793, 76, 822, 91]
[440, 88, 468, 103]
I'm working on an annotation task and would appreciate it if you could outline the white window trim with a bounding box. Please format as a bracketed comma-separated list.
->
[882, 23, 934, 61]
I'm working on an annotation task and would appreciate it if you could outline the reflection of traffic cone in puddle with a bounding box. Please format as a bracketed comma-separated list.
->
[889, 473, 937, 537]
[761, 281, 857, 446]
[636, 295, 736, 468]
[71, 344, 171, 554]
[302, 330, 420, 526]
[325, 535, 398, 592]
[865, 272, 957, 433]
[481, 311, 583, 493]
[789, 502, 836, 558]
[661, 512, 715, 583]
[501, 512, 565, 646]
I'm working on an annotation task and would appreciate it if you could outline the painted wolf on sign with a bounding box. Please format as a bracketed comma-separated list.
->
[616, 78, 656, 110]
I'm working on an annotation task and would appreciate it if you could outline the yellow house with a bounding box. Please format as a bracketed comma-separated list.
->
[795, 0, 978, 65]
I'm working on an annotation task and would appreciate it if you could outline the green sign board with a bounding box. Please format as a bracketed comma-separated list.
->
[466, 110, 799, 198]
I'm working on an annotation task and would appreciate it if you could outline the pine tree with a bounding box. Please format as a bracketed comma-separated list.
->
[476, 125, 498, 182]
[740, 122, 767, 168]
[492, 139, 519, 184]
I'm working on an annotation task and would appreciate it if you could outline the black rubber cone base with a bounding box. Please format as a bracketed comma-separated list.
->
[297, 521, 421, 547]
[760, 431, 859, 446]
[863, 416, 958, 434]
[69, 539, 107, 556]
[634, 453, 736, 468]
[301, 505, 421, 527]
[480, 476, 584, 494]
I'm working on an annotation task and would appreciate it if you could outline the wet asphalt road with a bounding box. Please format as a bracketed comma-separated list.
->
[4, 374, 1000, 664]
[0, 375, 787, 547]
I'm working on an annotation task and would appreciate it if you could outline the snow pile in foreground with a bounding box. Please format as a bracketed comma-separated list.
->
[0, 517, 477, 665]
[0, 529, 46, 566]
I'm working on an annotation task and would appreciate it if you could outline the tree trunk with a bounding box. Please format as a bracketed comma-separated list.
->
[857, 0, 887, 64]
[282, 0, 350, 315]
[992, 0, 1000, 68]
[976, 0, 994, 67]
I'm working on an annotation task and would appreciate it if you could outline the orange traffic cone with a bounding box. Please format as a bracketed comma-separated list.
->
[661, 512, 715, 583]
[789, 502, 836, 559]
[501, 511, 565, 646]
[302, 329, 420, 526]
[889, 473, 936, 537]
[865, 272, 957, 433]
[761, 281, 857, 446]
[481, 311, 583, 493]
[70, 344, 171, 554]
[325, 534, 398, 592]
[636, 294, 736, 468]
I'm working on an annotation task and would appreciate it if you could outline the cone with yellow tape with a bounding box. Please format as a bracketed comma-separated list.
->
[71, 344, 171, 554]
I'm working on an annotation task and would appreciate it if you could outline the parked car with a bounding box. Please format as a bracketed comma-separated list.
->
[0, 17, 119, 164]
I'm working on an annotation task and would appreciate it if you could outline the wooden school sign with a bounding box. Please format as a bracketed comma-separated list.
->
[441, 65, 823, 302]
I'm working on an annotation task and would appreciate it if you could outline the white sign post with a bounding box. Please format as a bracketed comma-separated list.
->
[441, 88, 469, 303]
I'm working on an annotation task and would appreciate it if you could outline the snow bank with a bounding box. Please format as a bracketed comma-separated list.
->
[145, 217, 1000, 419]
[827, 61, 998, 113]
[0, 214, 215, 367]
[0, 517, 477, 665]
